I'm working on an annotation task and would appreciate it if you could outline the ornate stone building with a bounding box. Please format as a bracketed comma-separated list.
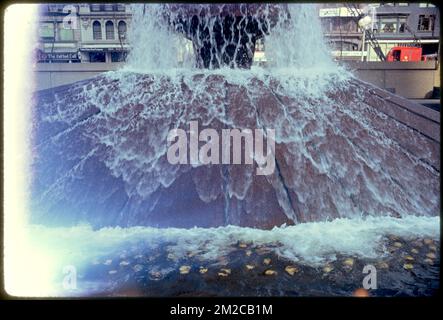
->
[37, 3, 131, 63]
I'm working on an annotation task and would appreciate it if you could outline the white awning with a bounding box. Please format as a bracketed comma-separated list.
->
[43, 43, 77, 50]
[80, 44, 130, 51]
[374, 39, 439, 44]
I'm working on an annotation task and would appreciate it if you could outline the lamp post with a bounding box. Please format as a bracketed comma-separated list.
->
[358, 15, 372, 62]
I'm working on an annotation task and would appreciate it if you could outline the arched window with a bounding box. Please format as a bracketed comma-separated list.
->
[118, 21, 127, 39]
[105, 21, 114, 40]
[92, 21, 102, 40]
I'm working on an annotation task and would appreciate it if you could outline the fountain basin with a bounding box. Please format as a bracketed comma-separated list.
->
[30, 72, 440, 229]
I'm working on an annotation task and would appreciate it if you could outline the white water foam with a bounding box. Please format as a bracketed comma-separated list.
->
[30, 215, 441, 265]
[25, 215, 439, 295]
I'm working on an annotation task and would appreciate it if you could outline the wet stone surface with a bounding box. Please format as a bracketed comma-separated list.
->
[72, 236, 439, 297]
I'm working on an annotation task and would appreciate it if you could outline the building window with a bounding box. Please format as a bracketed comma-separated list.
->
[118, 21, 127, 39]
[57, 22, 74, 41]
[111, 51, 126, 62]
[106, 21, 115, 40]
[90, 4, 102, 12]
[398, 16, 408, 33]
[116, 4, 125, 12]
[380, 17, 398, 33]
[39, 22, 55, 39]
[339, 18, 358, 32]
[419, 3, 436, 8]
[93, 21, 102, 40]
[417, 15, 435, 32]
[322, 17, 358, 33]
[321, 17, 333, 32]
[48, 4, 64, 13]
[330, 41, 358, 51]
[89, 52, 106, 62]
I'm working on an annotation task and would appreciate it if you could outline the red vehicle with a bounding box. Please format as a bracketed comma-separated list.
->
[386, 46, 427, 62]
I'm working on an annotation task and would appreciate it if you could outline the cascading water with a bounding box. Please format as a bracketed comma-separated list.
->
[264, 4, 333, 70]
[26, 3, 439, 296]
[125, 4, 193, 71]
[125, 4, 334, 71]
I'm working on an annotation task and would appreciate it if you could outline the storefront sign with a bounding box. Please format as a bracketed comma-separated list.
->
[38, 51, 79, 61]
[319, 7, 352, 17]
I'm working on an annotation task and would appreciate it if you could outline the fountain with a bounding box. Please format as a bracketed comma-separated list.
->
[30, 4, 439, 231]
[166, 4, 283, 68]
[7, 2, 438, 298]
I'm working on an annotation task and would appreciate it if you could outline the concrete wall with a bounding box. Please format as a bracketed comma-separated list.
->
[34, 61, 440, 99]
[343, 61, 440, 99]
[33, 62, 124, 91]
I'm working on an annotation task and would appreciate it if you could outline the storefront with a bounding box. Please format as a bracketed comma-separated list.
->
[79, 47, 128, 63]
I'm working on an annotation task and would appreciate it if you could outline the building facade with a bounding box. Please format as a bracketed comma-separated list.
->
[319, 4, 364, 60]
[37, 3, 131, 63]
[36, 3, 439, 64]
[319, 2, 440, 61]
